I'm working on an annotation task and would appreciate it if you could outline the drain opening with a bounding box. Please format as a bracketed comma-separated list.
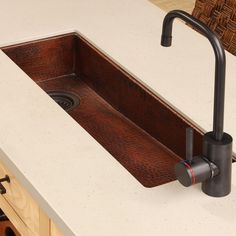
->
[47, 91, 80, 111]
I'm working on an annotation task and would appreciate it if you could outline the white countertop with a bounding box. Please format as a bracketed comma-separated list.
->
[0, 0, 235, 235]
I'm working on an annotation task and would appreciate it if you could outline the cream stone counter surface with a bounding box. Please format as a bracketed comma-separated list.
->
[0, 0, 236, 235]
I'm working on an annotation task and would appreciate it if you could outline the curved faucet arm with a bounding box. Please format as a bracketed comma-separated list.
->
[161, 10, 226, 141]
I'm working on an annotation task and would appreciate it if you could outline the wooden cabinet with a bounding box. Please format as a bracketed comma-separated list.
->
[0, 159, 64, 236]
[0, 162, 40, 234]
[0, 195, 32, 235]
[51, 222, 64, 236]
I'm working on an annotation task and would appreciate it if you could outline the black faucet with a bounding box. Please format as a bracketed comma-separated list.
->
[161, 10, 233, 197]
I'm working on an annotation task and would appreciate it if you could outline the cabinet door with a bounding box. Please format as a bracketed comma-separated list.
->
[51, 221, 64, 236]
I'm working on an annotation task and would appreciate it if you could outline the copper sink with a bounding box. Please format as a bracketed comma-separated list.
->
[1, 33, 203, 187]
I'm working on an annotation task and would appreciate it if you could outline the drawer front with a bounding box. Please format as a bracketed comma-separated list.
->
[0, 195, 32, 236]
[0, 159, 40, 235]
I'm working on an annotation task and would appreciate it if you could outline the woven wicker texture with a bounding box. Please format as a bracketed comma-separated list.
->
[192, 0, 236, 56]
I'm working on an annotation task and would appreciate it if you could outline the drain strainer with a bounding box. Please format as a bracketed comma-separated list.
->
[47, 91, 80, 111]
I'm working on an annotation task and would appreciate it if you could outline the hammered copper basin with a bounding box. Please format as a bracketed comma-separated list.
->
[1, 33, 203, 187]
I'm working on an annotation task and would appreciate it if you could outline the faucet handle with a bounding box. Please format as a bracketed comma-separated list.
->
[186, 127, 193, 164]
[175, 127, 219, 187]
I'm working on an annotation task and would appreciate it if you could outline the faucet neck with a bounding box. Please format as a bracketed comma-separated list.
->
[161, 10, 226, 141]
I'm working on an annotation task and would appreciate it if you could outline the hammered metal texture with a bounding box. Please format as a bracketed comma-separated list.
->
[2, 33, 204, 187]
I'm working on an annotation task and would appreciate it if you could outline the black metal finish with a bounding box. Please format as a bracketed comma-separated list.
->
[47, 91, 80, 111]
[186, 127, 193, 164]
[161, 10, 225, 141]
[161, 10, 233, 197]
[175, 128, 219, 187]
[0, 175, 10, 195]
[202, 132, 232, 197]
[175, 156, 218, 187]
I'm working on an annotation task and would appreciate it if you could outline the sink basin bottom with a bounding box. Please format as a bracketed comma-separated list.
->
[38, 74, 180, 187]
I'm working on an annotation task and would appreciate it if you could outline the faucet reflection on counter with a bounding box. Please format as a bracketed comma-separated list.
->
[161, 10, 233, 197]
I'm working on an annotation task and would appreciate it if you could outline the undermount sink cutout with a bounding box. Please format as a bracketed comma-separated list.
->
[1, 33, 204, 187]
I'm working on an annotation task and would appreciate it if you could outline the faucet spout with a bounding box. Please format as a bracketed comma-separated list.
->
[161, 10, 226, 141]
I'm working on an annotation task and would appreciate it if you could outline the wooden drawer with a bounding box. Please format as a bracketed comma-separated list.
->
[0, 194, 32, 235]
[0, 159, 40, 235]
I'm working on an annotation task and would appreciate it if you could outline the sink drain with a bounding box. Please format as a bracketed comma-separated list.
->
[47, 91, 80, 111]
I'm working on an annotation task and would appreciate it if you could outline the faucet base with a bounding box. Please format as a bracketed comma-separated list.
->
[202, 132, 233, 197]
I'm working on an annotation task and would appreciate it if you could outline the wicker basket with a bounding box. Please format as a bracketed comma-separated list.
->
[192, 0, 236, 56]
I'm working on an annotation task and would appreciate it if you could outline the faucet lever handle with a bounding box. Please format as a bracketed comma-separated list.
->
[175, 127, 220, 187]
[186, 127, 194, 164]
